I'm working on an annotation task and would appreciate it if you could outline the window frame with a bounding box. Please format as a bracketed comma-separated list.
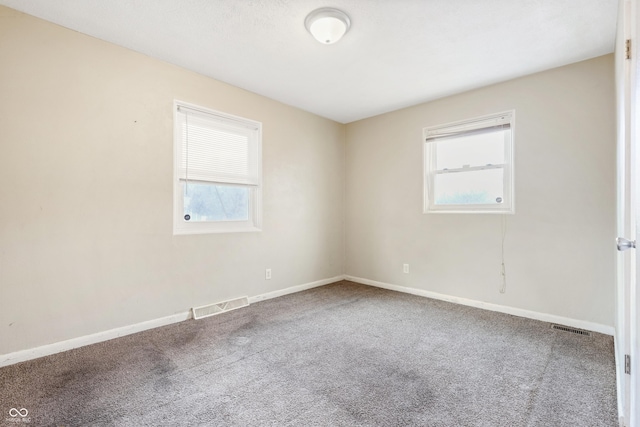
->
[423, 111, 515, 214]
[173, 100, 262, 235]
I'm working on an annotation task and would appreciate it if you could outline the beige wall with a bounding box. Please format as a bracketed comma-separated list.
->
[0, 7, 345, 354]
[0, 5, 617, 356]
[345, 55, 616, 327]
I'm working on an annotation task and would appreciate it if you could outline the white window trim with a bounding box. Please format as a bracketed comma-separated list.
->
[423, 110, 515, 214]
[173, 100, 262, 235]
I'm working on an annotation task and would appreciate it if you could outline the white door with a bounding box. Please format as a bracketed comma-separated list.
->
[617, 1, 638, 426]
[632, 0, 640, 421]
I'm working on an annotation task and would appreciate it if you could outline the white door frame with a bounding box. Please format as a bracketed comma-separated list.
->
[617, 1, 639, 426]
[615, 0, 640, 427]
[631, 0, 640, 423]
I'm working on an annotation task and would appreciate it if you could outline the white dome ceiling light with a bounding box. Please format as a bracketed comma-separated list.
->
[304, 8, 351, 44]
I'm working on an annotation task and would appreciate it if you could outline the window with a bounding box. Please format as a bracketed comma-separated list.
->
[423, 111, 514, 214]
[174, 101, 262, 234]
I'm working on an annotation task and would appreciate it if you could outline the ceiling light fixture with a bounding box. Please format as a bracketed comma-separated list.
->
[304, 8, 351, 44]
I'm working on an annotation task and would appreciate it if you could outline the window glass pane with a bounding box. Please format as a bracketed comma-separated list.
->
[182, 182, 249, 222]
[436, 130, 506, 170]
[434, 168, 504, 205]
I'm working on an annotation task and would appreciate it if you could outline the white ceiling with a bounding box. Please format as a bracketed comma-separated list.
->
[0, 0, 619, 123]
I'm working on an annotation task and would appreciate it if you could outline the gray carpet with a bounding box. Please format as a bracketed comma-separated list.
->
[1, 281, 618, 426]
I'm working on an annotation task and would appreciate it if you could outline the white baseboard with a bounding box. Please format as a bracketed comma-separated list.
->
[0, 311, 191, 368]
[0, 275, 346, 368]
[249, 275, 345, 304]
[345, 275, 615, 336]
[2, 274, 611, 368]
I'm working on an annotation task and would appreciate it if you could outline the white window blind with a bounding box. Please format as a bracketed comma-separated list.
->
[176, 106, 259, 186]
[424, 113, 512, 141]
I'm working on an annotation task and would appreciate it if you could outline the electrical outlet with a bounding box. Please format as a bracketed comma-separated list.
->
[265, 268, 272, 280]
[403, 264, 409, 274]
